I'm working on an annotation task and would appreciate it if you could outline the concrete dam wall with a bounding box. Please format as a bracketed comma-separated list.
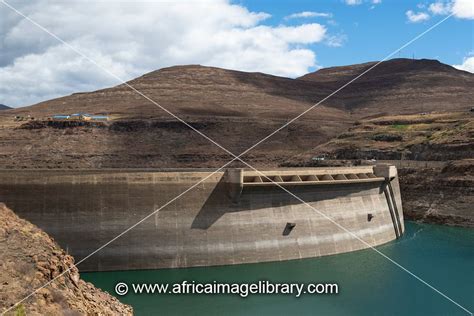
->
[0, 166, 404, 271]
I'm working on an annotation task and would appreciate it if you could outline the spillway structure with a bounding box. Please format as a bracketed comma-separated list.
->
[0, 165, 404, 271]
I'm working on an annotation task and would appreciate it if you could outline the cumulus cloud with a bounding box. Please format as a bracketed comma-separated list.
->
[409, 0, 474, 22]
[429, 1, 452, 15]
[284, 11, 333, 20]
[453, 56, 474, 73]
[406, 10, 431, 22]
[451, 0, 474, 19]
[0, 0, 329, 107]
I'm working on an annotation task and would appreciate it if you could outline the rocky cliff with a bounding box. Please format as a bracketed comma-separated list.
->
[0, 203, 133, 315]
[399, 160, 473, 227]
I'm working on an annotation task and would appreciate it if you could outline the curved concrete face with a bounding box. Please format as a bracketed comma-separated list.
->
[0, 166, 404, 271]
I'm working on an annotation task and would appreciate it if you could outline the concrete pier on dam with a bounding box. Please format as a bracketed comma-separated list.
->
[0, 166, 404, 271]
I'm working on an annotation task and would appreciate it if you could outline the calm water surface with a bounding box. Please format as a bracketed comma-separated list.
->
[82, 222, 474, 315]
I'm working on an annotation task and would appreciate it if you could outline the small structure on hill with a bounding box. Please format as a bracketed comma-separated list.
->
[90, 115, 109, 121]
[51, 113, 109, 121]
[70, 113, 89, 121]
[52, 115, 71, 120]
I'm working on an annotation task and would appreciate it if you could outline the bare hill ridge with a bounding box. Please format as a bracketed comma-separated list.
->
[298, 58, 474, 115]
[9, 58, 473, 119]
[0, 58, 472, 169]
[9, 65, 341, 120]
[299, 58, 463, 83]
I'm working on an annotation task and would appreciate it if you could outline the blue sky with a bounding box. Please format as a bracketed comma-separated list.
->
[0, 0, 473, 107]
[241, 0, 473, 70]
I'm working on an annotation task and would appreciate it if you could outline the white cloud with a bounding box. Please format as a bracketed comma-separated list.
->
[429, 2, 451, 15]
[345, 0, 381, 7]
[325, 34, 348, 47]
[273, 24, 326, 43]
[0, 0, 329, 107]
[345, 0, 363, 6]
[284, 11, 333, 20]
[453, 56, 474, 73]
[410, 0, 474, 21]
[451, 0, 474, 19]
[406, 10, 431, 22]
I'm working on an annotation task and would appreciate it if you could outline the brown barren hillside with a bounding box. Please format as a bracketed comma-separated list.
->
[298, 58, 474, 116]
[0, 58, 473, 169]
[0, 65, 350, 168]
[8, 64, 343, 120]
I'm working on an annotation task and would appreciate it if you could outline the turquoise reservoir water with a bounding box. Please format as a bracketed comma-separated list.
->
[82, 222, 474, 315]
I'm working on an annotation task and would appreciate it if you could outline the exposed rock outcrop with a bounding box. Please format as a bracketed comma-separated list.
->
[0, 203, 133, 315]
[399, 160, 474, 227]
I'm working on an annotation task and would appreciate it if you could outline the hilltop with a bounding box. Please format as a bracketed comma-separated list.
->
[0, 58, 472, 169]
[8, 65, 339, 119]
[7, 59, 474, 119]
[298, 58, 474, 116]
[0, 104, 11, 110]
